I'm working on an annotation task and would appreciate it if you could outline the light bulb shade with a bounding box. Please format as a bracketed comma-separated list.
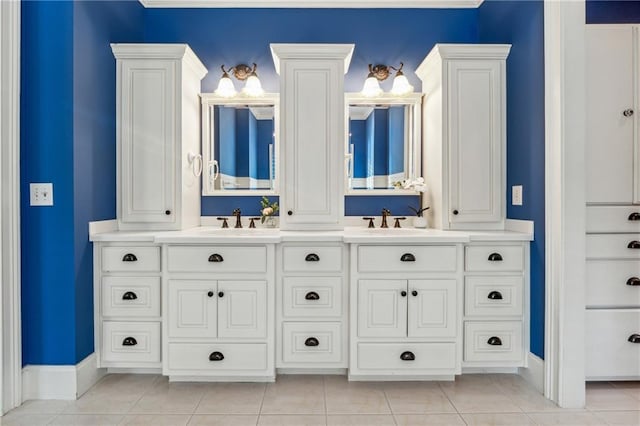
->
[390, 74, 414, 95]
[361, 76, 383, 97]
[242, 74, 264, 97]
[215, 75, 236, 98]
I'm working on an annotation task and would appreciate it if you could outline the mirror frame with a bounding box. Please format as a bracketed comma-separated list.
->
[200, 93, 280, 196]
[344, 92, 423, 195]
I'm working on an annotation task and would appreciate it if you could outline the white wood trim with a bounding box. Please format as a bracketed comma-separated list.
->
[544, 0, 587, 408]
[519, 352, 545, 394]
[22, 354, 105, 401]
[270, 44, 354, 75]
[89, 219, 118, 237]
[140, 0, 484, 8]
[505, 219, 534, 235]
[0, 0, 22, 414]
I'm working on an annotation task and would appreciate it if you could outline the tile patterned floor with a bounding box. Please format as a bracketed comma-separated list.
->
[1, 374, 638, 425]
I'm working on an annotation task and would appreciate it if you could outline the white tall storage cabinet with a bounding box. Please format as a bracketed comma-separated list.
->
[112, 44, 207, 231]
[417, 44, 510, 231]
[270, 44, 354, 230]
[585, 25, 640, 380]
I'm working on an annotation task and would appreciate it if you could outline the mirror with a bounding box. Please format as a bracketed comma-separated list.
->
[345, 93, 422, 194]
[201, 94, 279, 195]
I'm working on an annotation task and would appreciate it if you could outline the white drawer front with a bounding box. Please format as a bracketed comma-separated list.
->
[102, 246, 160, 272]
[358, 246, 457, 273]
[464, 277, 523, 317]
[463, 321, 523, 363]
[102, 277, 160, 318]
[283, 246, 343, 273]
[357, 342, 456, 371]
[167, 246, 267, 273]
[586, 310, 640, 379]
[465, 245, 524, 272]
[282, 322, 342, 364]
[101, 321, 160, 364]
[587, 206, 640, 233]
[282, 277, 342, 318]
[168, 343, 267, 372]
[586, 234, 640, 259]
[586, 260, 640, 308]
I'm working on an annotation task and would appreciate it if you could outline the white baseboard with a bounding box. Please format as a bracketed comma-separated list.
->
[22, 353, 106, 401]
[519, 352, 545, 394]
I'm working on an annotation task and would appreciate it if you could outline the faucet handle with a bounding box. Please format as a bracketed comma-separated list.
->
[217, 217, 229, 228]
[249, 217, 261, 228]
[394, 217, 407, 228]
[363, 217, 375, 228]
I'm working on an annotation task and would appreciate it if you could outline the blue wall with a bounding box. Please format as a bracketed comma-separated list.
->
[478, 0, 545, 359]
[587, 0, 640, 23]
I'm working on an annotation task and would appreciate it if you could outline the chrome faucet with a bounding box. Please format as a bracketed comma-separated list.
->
[381, 208, 391, 228]
[232, 208, 242, 228]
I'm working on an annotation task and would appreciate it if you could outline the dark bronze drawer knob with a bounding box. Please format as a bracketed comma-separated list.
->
[122, 291, 137, 300]
[208, 253, 224, 262]
[623, 108, 634, 117]
[488, 253, 503, 262]
[628, 212, 640, 221]
[122, 253, 137, 262]
[628, 334, 640, 344]
[487, 336, 503, 346]
[626, 277, 640, 286]
[488, 291, 503, 300]
[304, 337, 319, 347]
[122, 337, 137, 346]
[209, 351, 224, 361]
[628, 241, 640, 249]
[400, 253, 415, 262]
[305, 291, 320, 300]
[305, 253, 320, 262]
[400, 351, 415, 361]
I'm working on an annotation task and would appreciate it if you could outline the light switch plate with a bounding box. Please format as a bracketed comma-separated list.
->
[30, 183, 53, 206]
[512, 185, 523, 206]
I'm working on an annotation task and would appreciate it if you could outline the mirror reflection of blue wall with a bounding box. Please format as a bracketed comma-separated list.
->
[214, 105, 274, 190]
[349, 105, 405, 189]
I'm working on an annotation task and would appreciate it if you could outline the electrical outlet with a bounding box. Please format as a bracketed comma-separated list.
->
[512, 185, 523, 206]
[30, 183, 53, 206]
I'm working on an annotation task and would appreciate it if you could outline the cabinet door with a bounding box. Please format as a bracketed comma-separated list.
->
[408, 280, 457, 338]
[586, 26, 636, 204]
[447, 59, 503, 225]
[168, 280, 217, 338]
[357, 280, 407, 338]
[281, 60, 344, 229]
[120, 59, 176, 224]
[217, 281, 267, 339]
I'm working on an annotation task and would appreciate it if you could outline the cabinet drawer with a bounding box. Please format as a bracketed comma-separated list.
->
[463, 321, 523, 363]
[464, 277, 523, 317]
[358, 246, 457, 273]
[167, 246, 267, 273]
[102, 277, 160, 318]
[465, 245, 524, 272]
[101, 321, 160, 364]
[102, 246, 160, 272]
[587, 206, 640, 233]
[283, 246, 343, 273]
[282, 277, 342, 318]
[357, 342, 456, 371]
[586, 260, 640, 307]
[282, 322, 342, 364]
[586, 234, 640, 259]
[586, 310, 640, 379]
[168, 343, 267, 372]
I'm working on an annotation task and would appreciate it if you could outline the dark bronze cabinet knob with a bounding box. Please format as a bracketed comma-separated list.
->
[453, 209, 459, 215]
[305, 291, 320, 300]
[287, 210, 293, 216]
[628, 334, 640, 344]
[400, 290, 407, 297]
[400, 253, 416, 262]
[305, 253, 320, 262]
[209, 351, 224, 361]
[122, 253, 137, 262]
[218, 291, 224, 298]
[165, 210, 171, 215]
[627, 277, 640, 286]
[411, 290, 418, 297]
[304, 337, 319, 347]
[122, 337, 137, 346]
[207, 291, 214, 298]
[488, 291, 503, 300]
[208, 253, 224, 262]
[122, 291, 137, 300]
[487, 336, 503, 346]
[400, 351, 415, 361]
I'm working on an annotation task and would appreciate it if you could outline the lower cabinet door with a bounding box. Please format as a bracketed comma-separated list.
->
[408, 279, 457, 338]
[586, 309, 640, 379]
[357, 342, 456, 371]
[282, 322, 342, 364]
[358, 280, 407, 338]
[217, 281, 267, 339]
[168, 280, 217, 338]
[168, 343, 268, 372]
[102, 321, 161, 364]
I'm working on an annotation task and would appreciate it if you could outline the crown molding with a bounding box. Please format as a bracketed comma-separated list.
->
[139, 0, 483, 8]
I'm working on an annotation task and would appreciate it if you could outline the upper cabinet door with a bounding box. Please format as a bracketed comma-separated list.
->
[407, 279, 456, 338]
[217, 280, 267, 339]
[357, 279, 407, 338]
[120, 59, 176, 225]
[271, 44, 354, 230]
[448, 59, 503, 225]
[586, 26, 636, 204]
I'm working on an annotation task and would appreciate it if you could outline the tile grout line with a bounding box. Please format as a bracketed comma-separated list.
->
[436, 380, 468, 425]
[323, 375, 328, 426]
[126, 374, 163, 416]
[380, 382, 399, 426]
[256, 380, 268, 424]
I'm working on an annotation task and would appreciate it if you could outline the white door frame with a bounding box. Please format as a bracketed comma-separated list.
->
[0, 0, 22, 414]
[543, 0, 587, 408]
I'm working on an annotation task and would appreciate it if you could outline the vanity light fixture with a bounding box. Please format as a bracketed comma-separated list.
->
[361, 62, 414, 97]
[215, 63, 264, 98]
[390, 63, 414, 96]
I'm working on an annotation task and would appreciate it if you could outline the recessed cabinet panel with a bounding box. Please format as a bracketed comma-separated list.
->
[463, 321, 523, 363]
[168, 280, 217, 338]
[102, 277, 160, 318]
[102, 321, 161, 364]
[282, 246, 343, 272]
[282, 276, 342, 318]
[407, 280, 456, 338]
[168, 343, 268, 372]
[358, 245, 457, 273]
[465, 245, 524, 272]
[102, 246, 160, 272]
[282, 322, 342, 364]
[357, 342, 456, 371]
[167, 246, 267, 273]
[217, 281, 267, 339]
[358, 280, 407, 338]
[464, 276, 523, 317]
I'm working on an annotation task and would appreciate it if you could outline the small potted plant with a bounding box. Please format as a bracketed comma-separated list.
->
[409, 205, 430, 228]
[260, 196, 279, 228]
